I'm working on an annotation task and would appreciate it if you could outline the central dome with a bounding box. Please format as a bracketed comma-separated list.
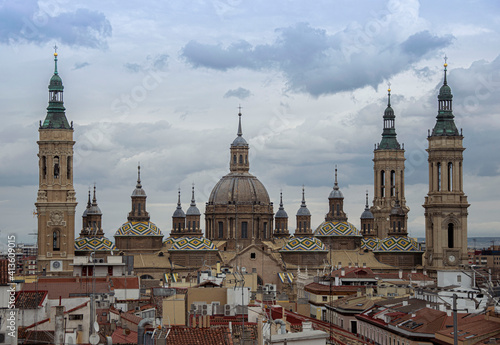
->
[208, 172, 271, 205]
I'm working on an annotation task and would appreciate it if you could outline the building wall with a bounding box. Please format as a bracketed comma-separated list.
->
[163, 295, 186, 326]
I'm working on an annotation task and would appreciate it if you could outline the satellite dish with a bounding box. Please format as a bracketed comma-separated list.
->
[94, 321, 100, 333]
[89, 333, 99, 345]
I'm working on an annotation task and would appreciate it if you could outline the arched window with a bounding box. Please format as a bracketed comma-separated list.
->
[245, 155, 248, 164]
[67, 156, 71, 179]
[398, 221, 401, 232]
[187, 221, 191, 230]
[390, 170, 396, 196]
[218, 222, 223, 238]
[241, 222, 248, 238]
[380, 171, 385, 197]
[336, 204, 340, 216]
[448, 223, 454, 248]
[448, 162, 453, 191]
[138, 203, 141, 215]
[363, 224, 366, 233]
[53, 230, 60, 251]
[42, 156, 47, 179]
[368, 223, 371, 232]
[437, 163, 441, 191]
[54, 156, 60, 178]
[233, 155, 237, 164]
[239, 155, 243, 163]
[393, 221, 396, 232]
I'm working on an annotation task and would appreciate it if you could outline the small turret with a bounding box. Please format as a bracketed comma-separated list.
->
[274, 192, 289, 237]
[326, 167, 347, 222]
[296, 187, 312, 235]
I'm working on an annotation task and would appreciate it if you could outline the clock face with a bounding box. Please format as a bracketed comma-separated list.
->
[52, 261, 61, 269]
[448, 255, 456, 263]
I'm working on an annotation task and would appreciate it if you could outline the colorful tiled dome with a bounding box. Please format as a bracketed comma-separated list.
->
[170, 237, 217, 251]
[361, 238, 380, 251]
[280, 236, 326, 252]
[163, 237, 176, 245]
[75, 237, 117, 251]
[314, 221, 361, 237]
[114, 221, 163, 237]
[374, 236, 423, 252]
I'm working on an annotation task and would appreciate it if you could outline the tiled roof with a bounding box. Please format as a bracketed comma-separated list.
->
[305, 282, 366, 294]
[165, 326, 233, 345]
[330, 267, 376, 279]
[111, 276, 140, 290]
[110, 307, 143, 325]
[111, 327, 138, 344]
[23, 279, 110, 299]
[15, 290, 48, 309]
[437, 315, 500, 342]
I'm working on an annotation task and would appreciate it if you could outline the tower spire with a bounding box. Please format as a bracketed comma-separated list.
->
[177, 188, 182, 207]
[365, 190, 369, 209]
[237, 108, 243, 137]
[190, 183, 196, 206]
[432, 57, 459, 136]
[378, 84, 400, 150]
[92, 183, 97, 205]
[87, 188, 92, 209]
[42, 48, 70, 129]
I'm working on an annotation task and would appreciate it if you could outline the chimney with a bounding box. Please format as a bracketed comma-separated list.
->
[363, 263, 366, 268]
[446, 309, 451, 316]
[198, 315, 202, 328]
[398, 269, 403, 279]
[341, 268, 345, 277]
[302, 321, 312, 332]
[335, 274, 340, 286]
[216, 261, 221, 274]
[402, 300, 408, 306]
[348, 263, 351, 268]
[54, 306, 64, 345]
[357, 289, 362, 297]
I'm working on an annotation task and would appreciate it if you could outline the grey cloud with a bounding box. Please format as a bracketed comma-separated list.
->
[223, 87, 251, 99]
[73, 62, 90, 70]
[124, 54, 169, 73]
[401, 31, 454, 57]
[182, 23, 453, 96]
[0, 0, 111, 48]
[124, 63, 142, 73]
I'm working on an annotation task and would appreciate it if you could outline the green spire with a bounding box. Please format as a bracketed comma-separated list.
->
[431, 57, 459, 136]
[41, 47, 71, 130]
[378, 85, 401, 150]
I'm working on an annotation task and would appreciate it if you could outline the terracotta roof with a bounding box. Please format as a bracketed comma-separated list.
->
[110, 307, 143, 325]
[23, 278, 110, 299]
[331, 267, 376, 279]
[165, 326, 233, 345]
[388, 307, 447, 334]
[305, 282, 366, 294]
[437, 316, 500, 343]
[111, 276, 140, 289]
[15, 290, 48, 309]
[112, 327, 138, 344]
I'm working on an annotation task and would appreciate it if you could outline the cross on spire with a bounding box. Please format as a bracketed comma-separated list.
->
[444, 55, 448, 65]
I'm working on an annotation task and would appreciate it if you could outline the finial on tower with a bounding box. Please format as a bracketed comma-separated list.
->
[93, 183, 97, 204]
[365, 190, 369, 208]
[334, 165, 339, 189]
[53, 44, 59, 75]
[177, 188, 181, 206]
[136, 164, 142, 188]
[443, 55, 448, 85]
[191, 183, 196, 206]
[87, 187, 92, 208]
[237, 107, 243, 137]
[387, 82, 391, 107]
[280, 190, 283, 207]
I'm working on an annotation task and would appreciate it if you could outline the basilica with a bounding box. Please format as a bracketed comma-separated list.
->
[35, 51, 469, 286]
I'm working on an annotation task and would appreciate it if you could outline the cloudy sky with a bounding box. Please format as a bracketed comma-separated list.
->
[1, 0, 500, 249]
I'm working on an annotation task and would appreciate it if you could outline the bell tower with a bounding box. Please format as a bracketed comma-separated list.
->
[36, 49, 77, 275]
[423, 59, 469, 271]
[371, 86, 409, 239]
